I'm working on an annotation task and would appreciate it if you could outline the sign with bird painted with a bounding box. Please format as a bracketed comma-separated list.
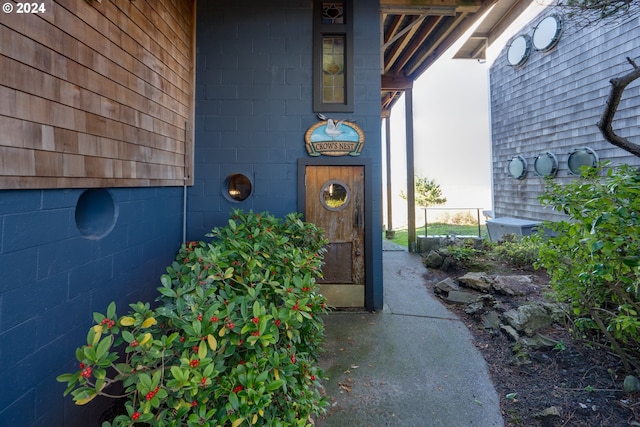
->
[305, 115, 364, 157]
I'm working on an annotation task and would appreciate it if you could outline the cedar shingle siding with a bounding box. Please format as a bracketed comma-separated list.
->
[490, 13, 640, 222]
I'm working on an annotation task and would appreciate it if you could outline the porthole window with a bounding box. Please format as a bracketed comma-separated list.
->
[225, 174, 252, 202]
[507, 35, 531, 67]
[567, 147, 599, 175]
[532, 15, 562, 52]
[507, 155, 528, 179]
[75, 189, 117, 239]
[320, 180, 350, 211]
[534, 152, 558, 177]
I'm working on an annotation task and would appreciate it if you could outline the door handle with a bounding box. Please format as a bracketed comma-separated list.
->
[354, 205, 363, 230]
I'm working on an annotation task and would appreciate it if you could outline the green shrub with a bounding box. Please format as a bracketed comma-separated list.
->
[537, 164, 640, 370]
[58, 210, 330, 426]
[491, 235, 540, 271]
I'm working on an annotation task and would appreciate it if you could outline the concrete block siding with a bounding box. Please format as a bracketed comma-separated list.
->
[490, 14, 640, 222]
[191, 0, 383, 308]
[0, 187, 183, 427]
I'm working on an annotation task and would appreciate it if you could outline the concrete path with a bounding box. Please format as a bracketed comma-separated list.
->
[316, 249, 503, 427]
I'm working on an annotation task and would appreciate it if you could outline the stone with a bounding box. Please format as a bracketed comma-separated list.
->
[434, 277, 459, 295]
[457, 272, 494, 292]
[492, 275, 535, 296]
[533, 406, 561, 420]
[465, 302, 484, 315]
[520, 334, 559, 350]
[502, 303, 555, 336]
[423, 250, 444, 268]
[440, 256, 453, 272]
[500, 324, 520, 341]
[417, 236, 443, 253]
[481, 311, 501, 330]
[623, 375, 640, 392]
[445, 290, 479, 305]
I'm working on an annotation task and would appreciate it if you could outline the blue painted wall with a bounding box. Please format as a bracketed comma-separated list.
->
[0, 2, 384, 425]
[191, 0, 383, 309]
[0, 187, 183, 427]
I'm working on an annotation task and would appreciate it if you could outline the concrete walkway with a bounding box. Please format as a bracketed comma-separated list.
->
[316, 246, 503, 427]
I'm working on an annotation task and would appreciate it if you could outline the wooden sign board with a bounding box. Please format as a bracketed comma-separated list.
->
[305, 119, 365, 157]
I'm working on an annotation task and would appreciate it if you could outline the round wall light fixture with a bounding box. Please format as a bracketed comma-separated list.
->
[533, 152, 559, 177]
[507, 35, 531, 67]
[567, 147, 599, 175]
[532, 15, 563, 52]
[507, 155, 528, 179]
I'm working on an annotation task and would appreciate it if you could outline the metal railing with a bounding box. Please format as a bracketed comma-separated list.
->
[420, 207, 487, 239]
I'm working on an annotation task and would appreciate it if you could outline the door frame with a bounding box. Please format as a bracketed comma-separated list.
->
[297, 157, 375, 311]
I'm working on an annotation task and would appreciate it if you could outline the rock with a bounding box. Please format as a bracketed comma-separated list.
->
[500, 324, 520, 341]
[481, 311, 501, 330]
[423, 250, 444, 268]
[520, 334, 559, 350]
[465, 302, 484, 315]
[440, 256, 453, 272]
[457, 272, 494, 292]
[502, 303, 556, 336]
[417, 236, 443, 253]
[533, 406, 561, 420]
[434, 277, 459, 295]
[623, 375, 640, 392]
[445, 290, 479, 305]
[493, 275, 535, 296]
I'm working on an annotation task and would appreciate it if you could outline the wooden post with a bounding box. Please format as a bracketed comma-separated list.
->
[384, 109, 394, 238]
[405, 89, 416, 252]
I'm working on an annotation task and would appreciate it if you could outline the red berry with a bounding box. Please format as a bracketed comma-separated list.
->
[190, 359, 199, 368]
[132, 411, 141, 421]
[197, 314, 203, 321]
[130, 340, 139, 347]
[210, 316, 218, 322]
[191, 400, 198, 407]
[80, 366, 92, 379]
[275, 319, 281, 327]
[233, 385, 243, 393]
[311, 375, 316, 381]
[291, 354, 296, 364]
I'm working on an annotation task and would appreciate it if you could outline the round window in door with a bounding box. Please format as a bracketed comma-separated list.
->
[320, 180, 350, 211]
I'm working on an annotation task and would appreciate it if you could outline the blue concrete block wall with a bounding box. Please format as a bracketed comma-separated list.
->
[191, 0, 383, 309]
[0, 187, 183, 427]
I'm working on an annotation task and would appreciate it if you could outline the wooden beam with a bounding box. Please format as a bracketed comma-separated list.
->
[381, 75, 413, 90]
[381, 0, 482, 12]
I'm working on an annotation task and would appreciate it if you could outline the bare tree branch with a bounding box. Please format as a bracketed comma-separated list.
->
[596, 57, 640, 157]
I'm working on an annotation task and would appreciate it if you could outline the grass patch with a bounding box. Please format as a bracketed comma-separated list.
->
[386, 224, 488, 247]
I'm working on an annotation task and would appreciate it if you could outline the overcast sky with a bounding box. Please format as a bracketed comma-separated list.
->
[382, 2, 550, 228]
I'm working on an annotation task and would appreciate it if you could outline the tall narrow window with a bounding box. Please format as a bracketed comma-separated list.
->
[313, 1, 354, 112]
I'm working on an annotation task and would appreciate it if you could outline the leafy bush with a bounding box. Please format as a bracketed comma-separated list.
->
[491, 235, 540, 271]
[537, 164, 640, 370]
[58, 210, 330, 426]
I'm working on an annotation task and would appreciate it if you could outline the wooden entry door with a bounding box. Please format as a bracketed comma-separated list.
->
[305, 165, 364, 307]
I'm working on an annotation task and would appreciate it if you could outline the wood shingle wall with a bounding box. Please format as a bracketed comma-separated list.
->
[490, 13, 640, 222]
[0, 0, 195, 189]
